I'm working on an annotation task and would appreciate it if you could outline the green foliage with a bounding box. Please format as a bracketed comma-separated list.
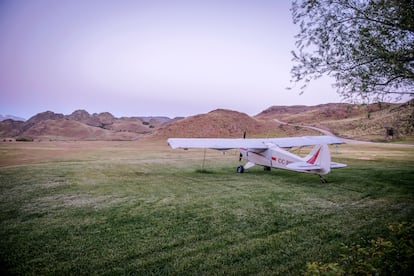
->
[306, 223, 414, 275]
[306, 262, 344, 276]
[291, 0, 414, 102]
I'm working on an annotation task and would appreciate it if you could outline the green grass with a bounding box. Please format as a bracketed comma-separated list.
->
[0, 143, 413, 275]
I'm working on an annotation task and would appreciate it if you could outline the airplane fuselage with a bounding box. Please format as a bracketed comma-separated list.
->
[240, 146, 299, 169]
[240, 144, 331, 175]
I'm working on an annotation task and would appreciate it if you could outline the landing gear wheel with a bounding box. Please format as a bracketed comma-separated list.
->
[236, 165, 244, 173]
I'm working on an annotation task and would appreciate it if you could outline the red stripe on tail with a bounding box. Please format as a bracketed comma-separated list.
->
[307, 148, 321, 164]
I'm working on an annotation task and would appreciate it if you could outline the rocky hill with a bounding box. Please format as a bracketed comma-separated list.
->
[255, 103, 398, 122]
[151, 109, 319, 139]
[0, 110, 171, 141]
[255, 101, 413, 140]
[0, 119, 26, 137]
[1, 101, 413, 141]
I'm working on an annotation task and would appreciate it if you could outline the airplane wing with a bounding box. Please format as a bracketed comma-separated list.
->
[167, 138, 265, 150]
[167, 135, 344, 150]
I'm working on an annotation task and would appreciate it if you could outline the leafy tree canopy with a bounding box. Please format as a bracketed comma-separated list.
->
[291, 0, 414, 102]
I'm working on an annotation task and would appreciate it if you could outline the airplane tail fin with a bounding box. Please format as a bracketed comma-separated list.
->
[305, 144, 331, 174]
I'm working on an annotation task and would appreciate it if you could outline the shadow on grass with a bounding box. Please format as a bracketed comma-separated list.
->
[195, 169, 215, 174]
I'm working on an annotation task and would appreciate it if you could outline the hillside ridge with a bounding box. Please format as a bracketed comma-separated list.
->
[0, 110, 172, 141]
[1, 101, 413, 141]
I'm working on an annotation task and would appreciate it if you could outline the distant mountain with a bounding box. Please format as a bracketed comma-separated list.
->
[0, 110, 172, 140]
[0, 115, 26, 122]
[0, 119, 26, 137]
[1, 102, 413, 141]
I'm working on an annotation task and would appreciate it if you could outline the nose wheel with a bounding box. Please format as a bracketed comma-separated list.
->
[236, 165, 244, 173]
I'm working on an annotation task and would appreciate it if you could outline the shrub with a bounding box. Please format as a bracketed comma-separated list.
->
[15, 136, 34, 142]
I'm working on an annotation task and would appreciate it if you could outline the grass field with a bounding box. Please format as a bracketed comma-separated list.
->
[0, 140, 413, 275]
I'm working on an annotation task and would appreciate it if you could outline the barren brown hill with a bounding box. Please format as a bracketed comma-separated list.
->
[0, 119, 26, 138]
[67, 110, 139, 131]
[255, 101, 413, 140]
[255, 103, 398, 122]
[151, 109, 319, 139]
[25, 111, 66, 124]
[0, 110, 171, 141]
[20, 119, 142, 141]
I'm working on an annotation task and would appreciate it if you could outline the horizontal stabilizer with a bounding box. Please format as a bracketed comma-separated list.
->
[330, 162, 347, 168]
[286, 162, 321, 170]
[287, 161, 347, 171]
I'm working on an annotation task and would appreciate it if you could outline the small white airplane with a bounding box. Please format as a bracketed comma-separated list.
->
[167, 135, 347, 182]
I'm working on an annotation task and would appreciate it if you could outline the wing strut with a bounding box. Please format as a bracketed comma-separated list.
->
[201, 148, 207, 171]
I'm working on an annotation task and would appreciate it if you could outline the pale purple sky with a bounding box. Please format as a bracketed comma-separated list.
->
[0, 0, 341, 119]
